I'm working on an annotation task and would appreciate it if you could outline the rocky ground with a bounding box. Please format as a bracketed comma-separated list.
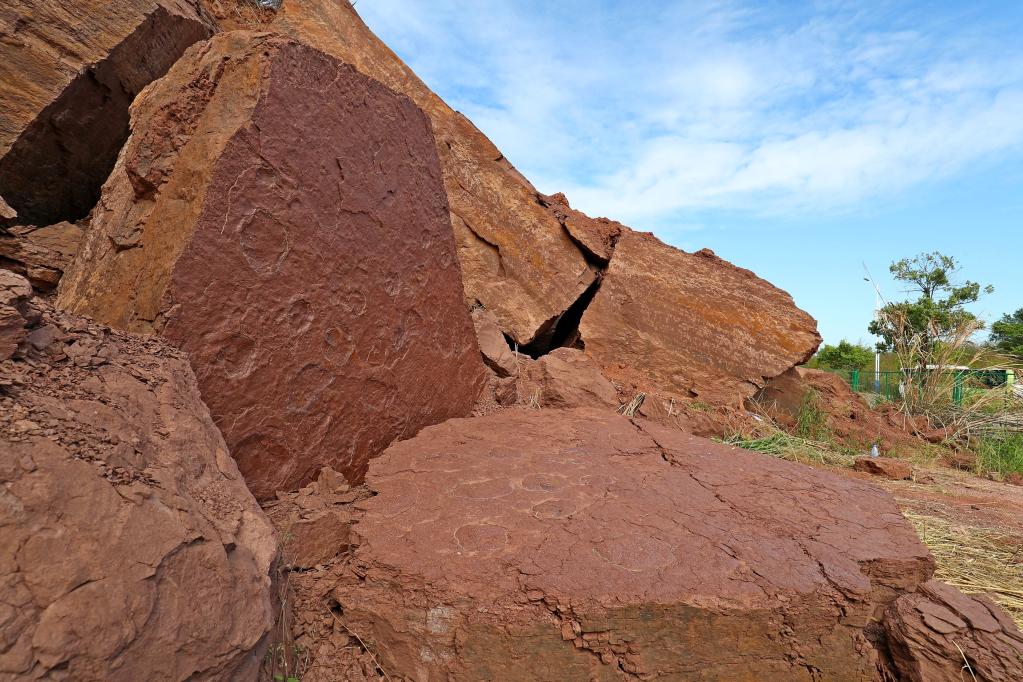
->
[1, 0, 1021, 680]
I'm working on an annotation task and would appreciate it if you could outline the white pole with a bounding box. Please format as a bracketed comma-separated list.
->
[864, 277, 882, 392]
[875, 288, 881, 381]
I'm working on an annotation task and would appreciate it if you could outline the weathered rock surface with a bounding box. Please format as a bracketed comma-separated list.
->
[58, 32, 487, 498]
[326, 408, 934, 680]
[208, 0, 597, 346]
[0, 271, 35, 360]
[517, 348, 620, 410]
[580, 233, 822, 411]
[0, 222, 83, 290]
[884, 580, 1023, 681]
[854, 456, 914, 481]
[0, 197, 15, 224]
[0, 281, 276, 681]
[471, 307, 518, 377]
[0, 0, 212, 225]
[756, 367, 922, 452]
[541, 192, 623, 264]
[263, 467, 369, 571]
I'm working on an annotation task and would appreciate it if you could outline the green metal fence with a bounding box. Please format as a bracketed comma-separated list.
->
[833, 368, 1011, 405]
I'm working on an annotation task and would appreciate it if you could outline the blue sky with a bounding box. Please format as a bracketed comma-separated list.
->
[359, 0, 1023, 346]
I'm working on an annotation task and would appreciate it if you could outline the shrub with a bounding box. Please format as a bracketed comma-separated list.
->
[815, 341, 874, 371]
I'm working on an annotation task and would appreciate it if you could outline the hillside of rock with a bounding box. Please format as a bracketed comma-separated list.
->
[1, 1, 1018, 680]
[58, 31, 487, 497]
[0, 275, 276, 680]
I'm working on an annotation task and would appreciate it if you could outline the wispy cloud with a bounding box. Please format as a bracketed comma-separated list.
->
[359, 0, 1023, 228]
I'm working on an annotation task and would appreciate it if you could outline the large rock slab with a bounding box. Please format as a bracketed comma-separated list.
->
[328, 408, 934, 680]
[884, 580, 1023, 681]
[0, 0, 212, 225]
[579, 232, 822, 410]
[210, 0, 597, 346]
[58, 32, 487, 498]
[0, 281, 276, 681]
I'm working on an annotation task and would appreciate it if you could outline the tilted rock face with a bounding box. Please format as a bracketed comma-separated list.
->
[197, 2, 822, 401]
[884, 581, 1023, 681]
[207, 0, 597, 346]
[58, 32, 487, 498]
[328, 408, 934, 680]
[579, 231, 822, 409]
[0, 281, 276, 681]
[0, 0, 212, 225]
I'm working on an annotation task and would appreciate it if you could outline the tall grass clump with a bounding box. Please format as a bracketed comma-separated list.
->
[876, 308, 1022, 447]
[975, 431, 1023, 477]
[794, 389, 829, 440]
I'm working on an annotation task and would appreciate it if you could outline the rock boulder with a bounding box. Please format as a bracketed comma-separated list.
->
[209, 0, 598, 346]
[579, 232, 822, 411]
[58, 32, 487, 498]
[854, 456, 914, 481]
[328, 408, 935, 680]
[884, 580, 1023, 681]
[0, 283, 276, 681]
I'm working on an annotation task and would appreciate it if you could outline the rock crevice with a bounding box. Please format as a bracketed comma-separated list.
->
[0, 1, 213, 225]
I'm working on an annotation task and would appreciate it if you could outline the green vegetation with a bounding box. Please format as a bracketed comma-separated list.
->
[975, 431, 1023, 477]
[868, 251, 993, 354]
[990, 308, 1023, 359]
[794, 389, 829, 440]
[813, 340, 874, 371]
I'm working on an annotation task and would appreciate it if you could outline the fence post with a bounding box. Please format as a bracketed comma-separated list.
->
[953, 372, 963, 406]
[851, 369, 859, 393]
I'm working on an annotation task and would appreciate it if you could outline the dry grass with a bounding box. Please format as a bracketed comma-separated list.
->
[617, 392, 646, 417]
[721, 429, 857, 467]
[904, 512, 1023, 629]
[877, 309, 1022, 444]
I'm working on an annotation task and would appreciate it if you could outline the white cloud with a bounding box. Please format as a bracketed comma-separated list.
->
[358, 1, 1023, 226]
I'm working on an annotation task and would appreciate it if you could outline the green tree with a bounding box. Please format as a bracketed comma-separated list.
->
[868, 251, 993, 352]
[990, 308, 1023, 358]
[815, 340, 874, 371]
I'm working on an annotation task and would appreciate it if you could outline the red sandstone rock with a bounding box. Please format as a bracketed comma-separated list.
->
[200, 2, 823, 405]
[579, 232, 822, 412]
[0, 197, 15, 223]
[542, 192, 623, 264]
[0, 0, 212, 225]
[327, 408, 934, 679]
[757, 367, 923, 452]
[519, 348, 619, 410]
[854, 456, 914, 480]
[58, 32, 487, 498]
[471, 307, 518, 377]
[263, 468, 370, 571]
[0, 290, 276, 680]
[205, 0, 598, 346]
[0, 271, 37, 360]
[0, 222, 83, 290]
[884, 580, 1023, 681]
